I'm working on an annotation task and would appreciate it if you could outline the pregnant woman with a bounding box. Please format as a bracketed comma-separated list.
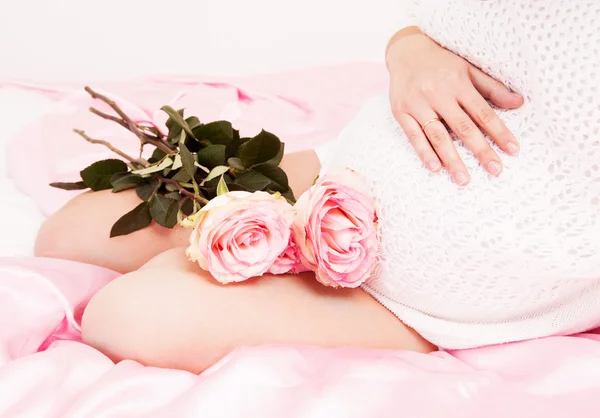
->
[35, 1, 600, 373]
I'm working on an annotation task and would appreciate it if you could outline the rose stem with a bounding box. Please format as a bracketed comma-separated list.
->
[73, 129, 149, 168]
[84, 86, 175, 155]
[159, 177, 209, 204]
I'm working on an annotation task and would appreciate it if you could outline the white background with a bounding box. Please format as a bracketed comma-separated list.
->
[0, 0, 409, 256]
[0, 0, 408, 81]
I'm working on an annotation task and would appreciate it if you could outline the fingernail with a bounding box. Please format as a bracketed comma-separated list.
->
[453, 171, 469, 186]
[487, 161, 502, 176]
[426, 160, 442, 172]
[507, 142, 519, 155]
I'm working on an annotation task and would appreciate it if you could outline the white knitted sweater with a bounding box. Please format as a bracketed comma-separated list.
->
[321, 0, 600, 349]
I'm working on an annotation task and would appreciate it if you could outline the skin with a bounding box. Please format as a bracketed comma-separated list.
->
[386, 27, 525, 186]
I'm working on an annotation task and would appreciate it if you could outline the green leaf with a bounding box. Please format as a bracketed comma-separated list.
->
[136, 178, 160, 202]
[225, 139, 241, 159]
[110, 202, 152, 238]
[161, 106, 195, 139]
[227, 157, 245, 171]
[195, 161, 210, 174]
[171, 154, 182, 170]
[149, 194, 178, 228]
[170, 169, 191, 183]
[252, 164, 289, 192]
[165, 108, 185, 131]
[110, 173, 144, 192]
[150, 148, 167, 163]
[235, 170, 272, 191]
[224, 182, 249, 192]
[265, 143, 285, 167]
[281, 189, 296, 204]
[217, 175, 229, 196]
[239, 130, 281, 168]
[80, 159, 128, 191]
[225, 132, 244, 158]
[181, 198, 195, 216]
[179, 142, 196, 178]
[165, 109, 185, 144]
[177, 129, 186, 145]
[131, 157, 173, 177]
[203, 173, 232, 188]
[144, 126, 162, 137]
[204, 165, 230, 184]
[167, 125, 183, 144]
[165, 192, 182, 200]
[185, 116, 201, 131]
[49, 181, 88, 191]
[192, 121, 233, 145]
[196, 144, 226, 168]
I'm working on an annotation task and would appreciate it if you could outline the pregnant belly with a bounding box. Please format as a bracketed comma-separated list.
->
[323, 95, 600, 324]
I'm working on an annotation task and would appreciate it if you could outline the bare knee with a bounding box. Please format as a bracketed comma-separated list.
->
[81, 268, 227, 373]
[34, 191, 191, 273]
[34, 192, 111, 264]
[34, 216, 62, 258]
[34, 207, 81, 261]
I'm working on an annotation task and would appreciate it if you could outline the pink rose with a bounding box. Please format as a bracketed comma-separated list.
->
[268, 236, 310, 275]
[186, 191, 293, 284]
[292, 169, 378, 288]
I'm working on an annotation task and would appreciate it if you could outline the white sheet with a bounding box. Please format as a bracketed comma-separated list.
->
[0, 89, 50, 257]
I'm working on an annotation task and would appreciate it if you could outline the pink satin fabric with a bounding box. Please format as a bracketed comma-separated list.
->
[2, 257, 600, 416]
[3, 64, 600, 416]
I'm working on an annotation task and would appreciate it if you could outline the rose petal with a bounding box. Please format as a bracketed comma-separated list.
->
[291, 168, 378, 288]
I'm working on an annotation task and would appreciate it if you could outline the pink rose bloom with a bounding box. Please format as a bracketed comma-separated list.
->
[268, 236, 310, 275]
[292, 169, 378, 288]
[186, 191, 293, 284]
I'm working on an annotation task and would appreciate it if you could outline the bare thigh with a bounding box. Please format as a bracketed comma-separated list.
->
[82, 248, 435, 373]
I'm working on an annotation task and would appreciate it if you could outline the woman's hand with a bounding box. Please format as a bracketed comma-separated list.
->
[386, 27, 524, 186]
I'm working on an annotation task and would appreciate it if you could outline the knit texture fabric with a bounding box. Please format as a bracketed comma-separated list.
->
[322, 0, 600, 348]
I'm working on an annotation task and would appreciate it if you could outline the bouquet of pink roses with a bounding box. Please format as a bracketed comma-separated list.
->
[53, 87, 379, 288]
[186, 169, 379, 288]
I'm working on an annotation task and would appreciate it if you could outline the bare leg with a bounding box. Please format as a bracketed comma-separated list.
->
[35, 189, 191, 273]
[82, 248, 435, 373]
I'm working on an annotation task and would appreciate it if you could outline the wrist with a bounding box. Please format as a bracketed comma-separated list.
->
[385, 27, 432, 71]
[385, 26, 425, 70]
[386, 26, 422, 56]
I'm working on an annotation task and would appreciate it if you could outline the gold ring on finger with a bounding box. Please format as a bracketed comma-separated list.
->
[421, 118, 441, 130]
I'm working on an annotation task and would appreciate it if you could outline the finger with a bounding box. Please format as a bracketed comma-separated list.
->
[435, 101, 503, 176]
[411, 106, 471, 186]
[397, 113, 442, 172]
[459, 86, 520, 156]
[468, 66, 524, 109]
